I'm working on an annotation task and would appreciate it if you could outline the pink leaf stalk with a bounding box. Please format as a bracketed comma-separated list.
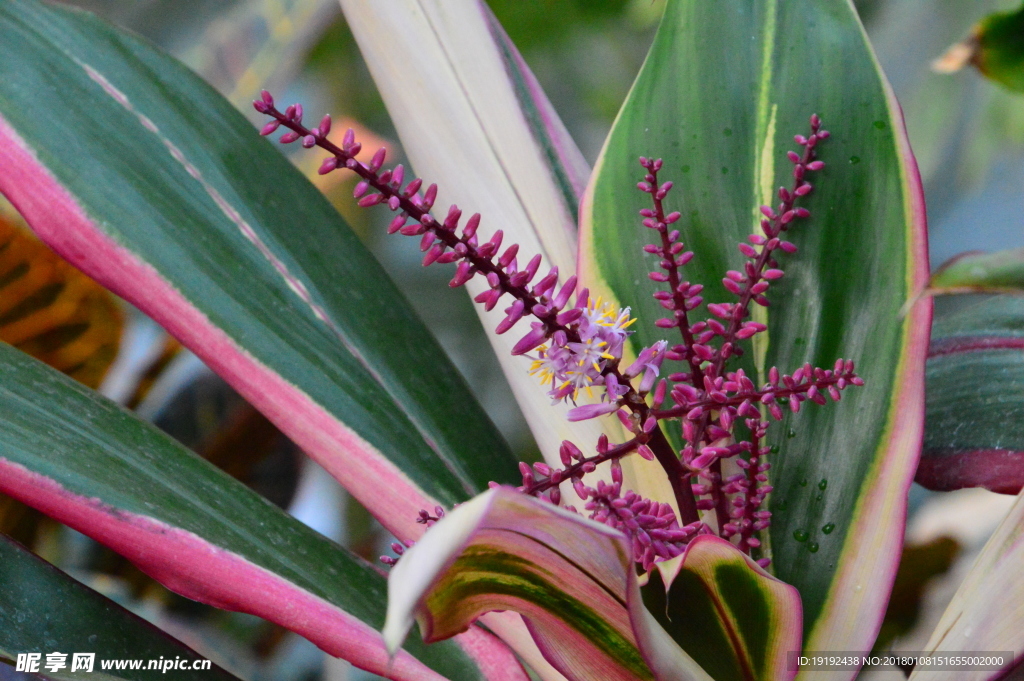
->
[255, 93, 862, 572]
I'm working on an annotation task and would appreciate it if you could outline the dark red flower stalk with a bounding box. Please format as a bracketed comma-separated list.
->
[254, 92, 861, 573]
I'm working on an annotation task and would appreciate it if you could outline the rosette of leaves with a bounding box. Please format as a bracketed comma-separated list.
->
[0, 1, 1021, 680]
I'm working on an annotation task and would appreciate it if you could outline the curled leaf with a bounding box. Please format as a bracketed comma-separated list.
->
[384, 487, 713, 681]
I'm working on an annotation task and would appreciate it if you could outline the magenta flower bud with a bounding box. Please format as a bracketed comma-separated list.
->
[495, 300, 525, 334]
[279, 131, 300, 144]
[317, 157, 338, 175]
[450, 260, 475, 286]
[418, 231, 436, 253]
[722, 278, 742, 294]
[567, 402, 620, 422]
[690, 450, 717, 470]
[381, 217, 403, 236]
[422, 244, 444, 266]
[357, 194, 383, 207]
[422, 183, 438, 209]
[252, 100, 270, 113]
[552, 276, 577, 309]
[556, 307, 583, 325]
[512, 325, 547, 355]
[806, 160, 825, 171]
[499, 243, 519, 267]
[401, 179, 422, 199]
[368, 147, 386, 172]
[259, 120, 280, 135]
[339, 127, 355, 149]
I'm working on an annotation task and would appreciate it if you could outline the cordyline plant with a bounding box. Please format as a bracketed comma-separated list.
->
[1, 1, 1023, 681]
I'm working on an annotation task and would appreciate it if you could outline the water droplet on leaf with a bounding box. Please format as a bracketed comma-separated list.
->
[769, 444, 780, 454]
[815, 493, 823, 501]
[808, 542, 819, 553]
[793, 529, 809, 542]
[849, 155, 861, 164]
[787, 428, 797, 438]
[822, 523, 835, 534]
[818, 479, 827, 490]
[799, 477, 808, 486]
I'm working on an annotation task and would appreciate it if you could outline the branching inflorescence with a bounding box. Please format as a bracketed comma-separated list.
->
[255, 91, 862, 572]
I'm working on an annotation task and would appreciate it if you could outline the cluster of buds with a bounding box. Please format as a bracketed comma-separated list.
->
[255, 91, 861, 573]
[584, 460, 706, 572]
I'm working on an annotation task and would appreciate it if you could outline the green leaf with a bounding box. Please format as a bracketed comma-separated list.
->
[579, 0, 929, 662]
[0, 0, 518, 545]
[934, 2, 1024, 94]
[0, 343, 519, 681]
[920, 294, 1024, 494]
[383, 487, 713, 681]
[910, 486, 1024, 681]
[0, 534, 242, 681]
[929, 248, 1024, 294]
[644, 537, 802, 681]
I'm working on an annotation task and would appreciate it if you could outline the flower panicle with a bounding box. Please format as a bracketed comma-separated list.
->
[256, 94, 861, 572]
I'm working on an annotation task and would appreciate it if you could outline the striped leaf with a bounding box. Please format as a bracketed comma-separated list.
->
[383, 487, 713, 681]
[644, 537, 803, 681]
[0, 0, 518, 543]
[0, 342, 523, 681]
[578, 0, 930, 673]
[0, 534, 241, 681]
[920, 294, 1024, 494]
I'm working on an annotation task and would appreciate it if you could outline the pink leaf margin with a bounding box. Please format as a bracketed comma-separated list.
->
[0, 457, 526, 681]
[0, 105, 528, 681]
[0, 112, 434, 543]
